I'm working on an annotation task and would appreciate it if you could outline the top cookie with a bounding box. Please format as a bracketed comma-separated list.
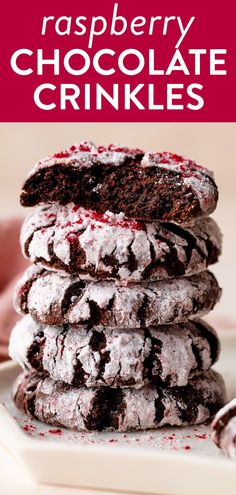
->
[20, 141, 218, 223]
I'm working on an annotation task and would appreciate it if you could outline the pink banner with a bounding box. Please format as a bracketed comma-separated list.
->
[0, 0, 235, 121]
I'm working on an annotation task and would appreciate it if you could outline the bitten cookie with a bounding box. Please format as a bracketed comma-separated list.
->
[212, 398, 236, 459]
[15, 266, 221, 327]
[13, 370, 226, 432]
[9, 315, 220, 388]
[20, 204, 222, 282]
[20, 141, 218, 223]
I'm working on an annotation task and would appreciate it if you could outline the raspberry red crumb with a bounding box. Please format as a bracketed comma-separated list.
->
[23, 424, 36, 432]
[48, 428, 62, 435]
[54, 150, 71, 159]
[195, 433, 208, 439]
[66, 232, 81, 244]
[50, 142, 143, 161]
[149, 151, 204, 171]
[159, 152, 185, 164]
[46, 213, 57, 219]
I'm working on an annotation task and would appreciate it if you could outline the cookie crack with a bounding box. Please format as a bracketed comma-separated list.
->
[18, 269, 44, 314]
[24, 215, 57, 257]
[162, 222, 206, 264]
[127, 238, 138, 273]
[61, 281, 86, 317]
[193, 320, 219, 364]
[137, 294, 149, 326]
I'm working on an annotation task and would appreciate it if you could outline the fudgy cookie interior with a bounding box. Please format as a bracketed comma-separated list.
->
[21, 163, 210, 223]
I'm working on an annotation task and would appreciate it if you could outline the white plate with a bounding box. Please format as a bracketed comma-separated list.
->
[0, 333, 236, 495]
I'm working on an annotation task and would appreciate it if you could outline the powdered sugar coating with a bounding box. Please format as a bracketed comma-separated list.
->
[141, 152, 215, 213]
[141, 151, 212, 176]
[9, 315, 220, 388]
[13, 370, 226, 432]
[20, 204, 222, 282]
[14, 266, 221, 327]
[28, 141, 144, 177]
[212, 398, 236, 459]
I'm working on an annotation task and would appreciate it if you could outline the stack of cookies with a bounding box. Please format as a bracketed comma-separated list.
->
[9, 142, 226, 432]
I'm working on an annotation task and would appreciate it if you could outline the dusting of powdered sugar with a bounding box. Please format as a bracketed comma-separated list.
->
[27, 141, 144, 178]
[9, 316, 219, 389]
[20, 204, 222, 282]
[13, 370, 226, 432]
[141, 151, 214, 177]
[141, 152, 216, 214]
[15, 267, 221, 327]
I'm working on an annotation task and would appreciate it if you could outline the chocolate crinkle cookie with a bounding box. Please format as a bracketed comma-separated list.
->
[13, 370, 226, 432]
[20, 141, 218, 224]
[14, 266, 221, 327]
[9, 315, 220, 389]
[212, 398, 236, 459]
[20, 204, 222, 282]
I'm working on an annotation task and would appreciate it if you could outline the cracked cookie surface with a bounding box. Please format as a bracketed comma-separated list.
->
[13, 370, 226, 432]
[14, 266, 221, 327]
[20, 204, 222, 282]
[9, 315, 220, 388]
